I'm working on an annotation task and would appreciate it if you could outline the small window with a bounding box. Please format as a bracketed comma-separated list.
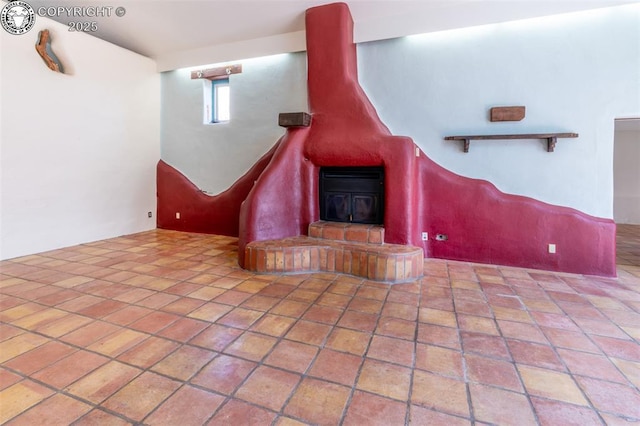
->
[212, 78, 230, 123]
[191, 64, 241, 125]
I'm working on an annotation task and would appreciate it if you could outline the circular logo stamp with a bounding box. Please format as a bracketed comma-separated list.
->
[1, 1, 36, 35]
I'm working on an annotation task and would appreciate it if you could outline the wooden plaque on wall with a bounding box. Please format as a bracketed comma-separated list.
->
[490, 106, 526, 122]
[279, 112, 311, 127]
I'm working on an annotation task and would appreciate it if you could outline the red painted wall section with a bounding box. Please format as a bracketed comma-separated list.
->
[158, 1, 616, 276]
[156, 140, 279, 236]
[415, 154, 616, 276]
[238, 127, 314, 266]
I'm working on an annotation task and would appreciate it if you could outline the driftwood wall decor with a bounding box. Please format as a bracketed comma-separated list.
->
[35, 29, 64, 73]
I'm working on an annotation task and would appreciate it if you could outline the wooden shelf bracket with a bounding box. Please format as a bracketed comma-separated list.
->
[444, 133, 578, 153]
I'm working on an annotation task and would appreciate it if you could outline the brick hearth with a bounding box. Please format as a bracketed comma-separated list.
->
[244, 222, 424, 283]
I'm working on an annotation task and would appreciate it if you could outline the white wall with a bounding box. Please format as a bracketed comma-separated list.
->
[614, 121, 640, 224]
[161, 52, 308, 194]
[1, 16, 160, 260]
[357, 4, 640, 219]
[158, 5, 638, 218]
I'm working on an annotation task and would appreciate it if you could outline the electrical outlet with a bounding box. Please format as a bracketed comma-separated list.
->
[548, 244, 556, 254]
[415, 147, 420, 157]
[421, 232, 428, 241]
[148, 212, 152, 218]
[176, 212, 180, 219]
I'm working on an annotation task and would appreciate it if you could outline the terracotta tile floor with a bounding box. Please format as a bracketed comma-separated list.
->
[0, 227, 639, 425]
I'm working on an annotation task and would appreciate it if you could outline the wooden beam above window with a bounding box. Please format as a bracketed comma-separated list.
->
[191, 64, 242, 80]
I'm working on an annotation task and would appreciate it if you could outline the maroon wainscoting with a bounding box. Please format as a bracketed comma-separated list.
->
[159, 2, 616, 276]
[156, 140, 280, 236]
[416, 155, 616, 276]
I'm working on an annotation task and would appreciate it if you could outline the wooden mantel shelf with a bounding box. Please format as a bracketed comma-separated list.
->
[445, 133, 578, 153]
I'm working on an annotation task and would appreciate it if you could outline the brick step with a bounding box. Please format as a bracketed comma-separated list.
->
[308, 221, 384, 245]
[244, 236, 423, 284]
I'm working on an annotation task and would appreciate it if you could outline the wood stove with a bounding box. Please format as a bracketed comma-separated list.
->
[319, 167, 384, 224]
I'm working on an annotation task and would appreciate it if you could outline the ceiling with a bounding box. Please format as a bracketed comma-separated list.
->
[21, 0, 637, 71]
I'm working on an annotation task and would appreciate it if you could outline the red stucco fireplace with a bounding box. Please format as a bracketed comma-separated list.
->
[157, 2, 616, 277]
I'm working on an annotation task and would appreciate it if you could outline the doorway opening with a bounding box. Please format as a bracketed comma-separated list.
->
[613, 118, 640, 267]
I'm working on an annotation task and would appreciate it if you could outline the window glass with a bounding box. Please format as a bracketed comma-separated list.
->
[214, 81, 230, 122]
